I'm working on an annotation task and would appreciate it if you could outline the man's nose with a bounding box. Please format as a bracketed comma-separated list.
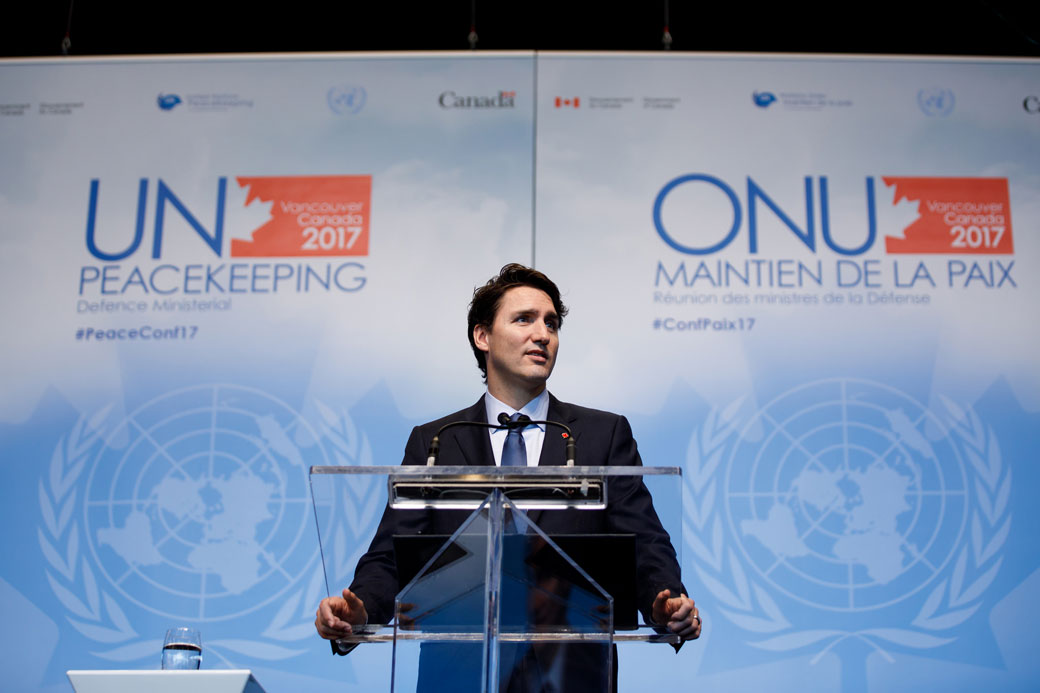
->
[532, 321, 550, 343]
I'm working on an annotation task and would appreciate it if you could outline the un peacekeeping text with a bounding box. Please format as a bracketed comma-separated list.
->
[78, 261, 367, 297]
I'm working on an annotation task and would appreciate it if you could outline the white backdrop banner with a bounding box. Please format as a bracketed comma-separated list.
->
[0, 53, 534, 692]
[0, 52, 1038, 692]
[535, 53, 1040, 692]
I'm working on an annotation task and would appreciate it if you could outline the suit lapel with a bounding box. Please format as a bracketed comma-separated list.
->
[537, 393, 579, 467]
[527, 393, 580, 529]
[442, 397, 494, 467]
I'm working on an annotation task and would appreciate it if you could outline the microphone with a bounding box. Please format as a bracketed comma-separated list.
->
[497, 413, 577, 466]
[496, 412, 530, 428]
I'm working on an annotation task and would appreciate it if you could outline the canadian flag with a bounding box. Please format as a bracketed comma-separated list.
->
[554, 96, 580, 108]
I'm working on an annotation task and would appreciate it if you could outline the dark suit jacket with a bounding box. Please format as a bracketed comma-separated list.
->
[349, 393, 685, 626]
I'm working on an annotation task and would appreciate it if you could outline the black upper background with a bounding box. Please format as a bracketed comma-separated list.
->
[2, 1, 1039, 58]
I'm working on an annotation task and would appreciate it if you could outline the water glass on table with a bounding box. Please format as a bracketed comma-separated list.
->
[162, 627, 202, 670]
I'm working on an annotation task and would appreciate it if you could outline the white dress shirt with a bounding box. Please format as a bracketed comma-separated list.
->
[483, 389, 550, 467]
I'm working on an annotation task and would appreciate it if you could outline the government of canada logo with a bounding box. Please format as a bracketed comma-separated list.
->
[438, 90, 516, 108]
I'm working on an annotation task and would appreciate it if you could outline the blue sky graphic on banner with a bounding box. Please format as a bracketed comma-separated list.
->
[1, 51, 1039, 692]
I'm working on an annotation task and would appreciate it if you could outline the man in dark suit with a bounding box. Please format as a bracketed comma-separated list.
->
[315, 264, 701, 683]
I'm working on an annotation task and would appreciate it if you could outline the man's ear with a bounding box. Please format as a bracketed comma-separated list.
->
[473, 323, 491, 353]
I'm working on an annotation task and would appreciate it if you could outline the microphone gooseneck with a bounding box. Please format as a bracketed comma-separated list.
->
[425, 419, 508, 466]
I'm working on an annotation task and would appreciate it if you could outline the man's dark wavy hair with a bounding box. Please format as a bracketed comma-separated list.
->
[467, 263, 568, 380]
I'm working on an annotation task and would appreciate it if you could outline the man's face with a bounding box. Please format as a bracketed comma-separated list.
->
[474, 285, 560, 395]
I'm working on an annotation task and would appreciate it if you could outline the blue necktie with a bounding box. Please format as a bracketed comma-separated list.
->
[501, 413, 527, 467]
[502, 413, 527, 533]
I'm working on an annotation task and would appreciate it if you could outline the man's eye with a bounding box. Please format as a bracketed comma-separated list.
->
[545, 321, 558, 331]
[516, 316, 530, 323]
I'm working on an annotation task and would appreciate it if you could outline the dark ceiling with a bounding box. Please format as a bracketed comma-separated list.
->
[3, 1, 1039, 58]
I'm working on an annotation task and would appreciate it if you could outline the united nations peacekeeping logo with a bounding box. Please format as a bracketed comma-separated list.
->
[38, 385, 375, 663]
[685, 378, 1009, 659]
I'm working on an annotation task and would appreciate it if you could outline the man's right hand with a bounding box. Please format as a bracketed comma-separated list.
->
[315, 588, 369, 640]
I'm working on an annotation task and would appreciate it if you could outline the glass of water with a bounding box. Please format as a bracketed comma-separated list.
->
[161, 627, 202, 670]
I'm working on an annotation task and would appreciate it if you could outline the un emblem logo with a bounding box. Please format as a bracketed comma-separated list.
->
[686, 378, 1009, 655]
[727, 380, 966, 611]
[38, 385, 375, 662]
[917, 87, 955, 117]
[83, 385, 319, 620]
[327, 85, 367, 115]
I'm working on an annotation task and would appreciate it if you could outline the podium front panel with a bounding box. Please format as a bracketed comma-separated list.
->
[310, 465, 682, 692]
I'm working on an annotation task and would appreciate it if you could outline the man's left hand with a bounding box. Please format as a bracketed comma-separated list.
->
[651, 589, 701, 641]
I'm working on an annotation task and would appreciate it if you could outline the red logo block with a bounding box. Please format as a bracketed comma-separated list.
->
[231, 176, 371, 257]
[554, 96, 580, 108]
[883, 177, 1013, 254]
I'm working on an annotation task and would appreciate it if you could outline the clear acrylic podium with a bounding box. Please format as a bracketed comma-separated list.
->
[310, 465, 681, 693]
